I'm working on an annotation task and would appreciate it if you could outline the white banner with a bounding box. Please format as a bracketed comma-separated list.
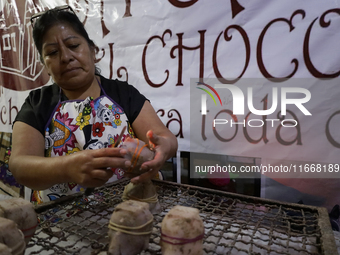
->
[1, 0, 340, 148]
[1, 0, 340, 208]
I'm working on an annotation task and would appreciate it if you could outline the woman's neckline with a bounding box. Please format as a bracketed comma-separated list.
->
[60, 75, 102, 101]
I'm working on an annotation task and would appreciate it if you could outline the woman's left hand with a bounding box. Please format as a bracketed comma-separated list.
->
[130, 101, 178, 183]
[130, 130, 172, 183]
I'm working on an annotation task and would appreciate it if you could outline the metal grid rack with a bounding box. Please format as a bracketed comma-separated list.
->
[26, 179, 337, 255]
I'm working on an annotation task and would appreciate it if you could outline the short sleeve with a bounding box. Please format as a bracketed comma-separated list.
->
[14, 85, 60, 135]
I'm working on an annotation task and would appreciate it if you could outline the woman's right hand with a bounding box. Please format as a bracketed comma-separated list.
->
[64, 147, 131, 187]
[9, 122, 131, 190]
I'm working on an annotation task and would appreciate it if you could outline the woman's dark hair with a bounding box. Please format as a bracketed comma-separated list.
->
[32, 8, 100, 74]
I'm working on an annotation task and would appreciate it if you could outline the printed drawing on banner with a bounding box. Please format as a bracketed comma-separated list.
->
[0, 0, 51, 91]
[0, 0, 137, 92]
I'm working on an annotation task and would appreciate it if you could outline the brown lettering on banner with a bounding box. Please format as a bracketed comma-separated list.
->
[170, 30, 206, 86]
[124, 0, 132, 17]
[230, 0, 245, 18]
[243, 94, 269, 144]
[257, 10, 305, 81]
[0, 86, 4, 124]
[108, 43, 115, 79]
[0, 97, 19, 125]
[117, 67, 128, 82]
[213, 25, 250, 84]
[275, 110, 302, 145]
[304, 8, 340, 78]
[168, 0, 198, 8]
[157, 109, 183, 138]
[326, 110, 340, 148]
[142, 30, 172, 87]
[167, 109, 184, 138]
[9, 97, 18, 125]
[213, 109, 238, 142]
[94, 46, 105, 63]
[100, 0, 110, 35]
[1, 105, 6, 125]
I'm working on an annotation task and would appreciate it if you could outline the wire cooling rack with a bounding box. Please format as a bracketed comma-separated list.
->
[25, 179, 337, 255]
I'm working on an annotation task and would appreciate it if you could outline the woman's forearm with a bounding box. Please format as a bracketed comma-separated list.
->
[9, 146, 130, 190]
[160, 132, 178, 159]
[9, 154, 70, 190]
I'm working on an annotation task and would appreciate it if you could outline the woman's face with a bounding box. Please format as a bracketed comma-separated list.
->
[41, 23, 96, 91]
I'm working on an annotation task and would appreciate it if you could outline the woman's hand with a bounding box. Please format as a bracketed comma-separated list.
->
[130, 130, 174, 184]
[130, 101, 178, 184]
[9, 121, 132, 190]
[65, 147, 131, 187]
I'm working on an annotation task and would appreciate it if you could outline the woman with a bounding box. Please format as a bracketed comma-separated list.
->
[8, 6, 177, 203]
